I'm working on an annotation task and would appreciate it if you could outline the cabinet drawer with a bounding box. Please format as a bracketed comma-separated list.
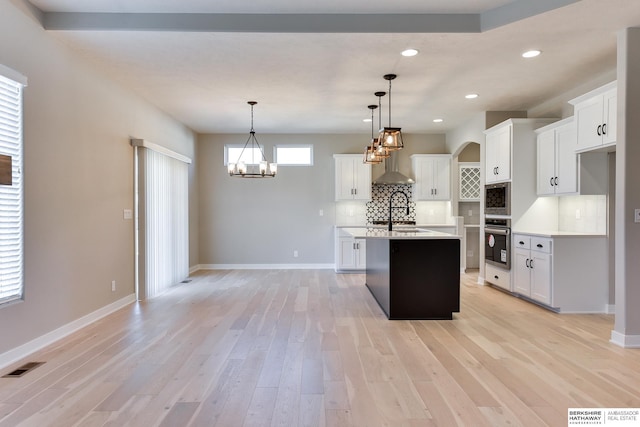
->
[513, 235, 531, 250]
[531, 237, 552, 254]
[485, 263, 511, 291]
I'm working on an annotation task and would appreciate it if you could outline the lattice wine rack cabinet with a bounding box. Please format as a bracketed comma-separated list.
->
[459, 163, 481, 200]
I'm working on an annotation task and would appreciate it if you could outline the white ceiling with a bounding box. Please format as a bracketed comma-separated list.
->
[25, 0, 640, 135]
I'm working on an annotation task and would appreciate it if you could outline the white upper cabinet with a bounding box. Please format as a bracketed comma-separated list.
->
[485, 123, 511, 183]
[536, 118, 578, 196]
[334, 154, 371, 201]
[410, 154, 451, 200]
[569, 81, 617, 152]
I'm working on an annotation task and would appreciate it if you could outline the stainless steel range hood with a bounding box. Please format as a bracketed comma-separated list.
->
[372, 151, 414, 185]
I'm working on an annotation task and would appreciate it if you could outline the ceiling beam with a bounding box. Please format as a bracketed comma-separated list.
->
[42, 13, 481, 33]
[39, 0, 581, 33]
[481, 0, 581, 31]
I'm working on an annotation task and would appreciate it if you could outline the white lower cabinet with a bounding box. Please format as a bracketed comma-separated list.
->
[513, 235, 552, 305]
[512, 233, 608, 312]
[335, 231, 366, 272]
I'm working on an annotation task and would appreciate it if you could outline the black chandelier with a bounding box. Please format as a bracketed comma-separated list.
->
[227, 101, 277, 178]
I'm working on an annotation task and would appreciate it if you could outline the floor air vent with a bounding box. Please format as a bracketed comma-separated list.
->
[3, 362, 44, 378]
[181, 279, 192, 283]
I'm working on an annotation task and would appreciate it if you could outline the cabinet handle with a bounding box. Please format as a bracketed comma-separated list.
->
[525, 259, 530, 268]
[537, 243, 543, 248]
[530, 259, 534, 269]
[494, 275, 499, 279]
[354, 188, 357, 195]
[555, 177, 558, 186]
[602, 123, 607, 135]
[519, 240, 525, 245]
[495, 166, 499, 175]
[597, 124, 602, 136]
[434, 188, 437, 195]
[550, 177, 554, 186]
[431, 189, 434, 195]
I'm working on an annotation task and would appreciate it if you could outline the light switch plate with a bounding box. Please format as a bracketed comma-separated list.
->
[635, 209, 640, 223]
[123, 209, 133, 220]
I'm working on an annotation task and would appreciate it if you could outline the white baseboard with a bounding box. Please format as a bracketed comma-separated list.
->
[0, 294, 136, 371]
[606, 304, 615, 314]
[477, 276, 485, 285]
[194, 263, 335, 271]
[610, 330, 640, 348]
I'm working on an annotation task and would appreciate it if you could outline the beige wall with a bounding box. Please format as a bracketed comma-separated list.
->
[0, 1, 197, 357]
[197, 133, 446, 266]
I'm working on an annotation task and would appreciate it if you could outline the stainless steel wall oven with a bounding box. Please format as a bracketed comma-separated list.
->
[484, 218, 511, 270]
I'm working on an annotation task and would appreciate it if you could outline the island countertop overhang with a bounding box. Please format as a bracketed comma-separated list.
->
[340, 227, 460, 240]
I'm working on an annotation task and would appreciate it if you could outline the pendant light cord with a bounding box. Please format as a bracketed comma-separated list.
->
[388, 79, 392, 127]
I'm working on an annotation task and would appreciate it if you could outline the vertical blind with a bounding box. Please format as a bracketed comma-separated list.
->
[0, 73, 23, 305]
[143, 148, 189, 299]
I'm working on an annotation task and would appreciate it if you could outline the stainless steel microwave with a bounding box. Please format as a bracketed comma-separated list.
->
[485, 182, 510, 216]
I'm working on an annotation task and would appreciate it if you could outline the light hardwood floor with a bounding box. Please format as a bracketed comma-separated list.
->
[1, 270, 639, 426]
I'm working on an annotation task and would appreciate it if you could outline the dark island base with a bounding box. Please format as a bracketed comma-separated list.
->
[365, 238, 460, 320]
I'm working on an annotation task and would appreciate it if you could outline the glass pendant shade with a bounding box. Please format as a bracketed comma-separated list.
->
[373, 139, 391, 158]
[363, 143, 381, 164]
[378, 74, 403, 151]
[378, 127, 404, 151]
[363, 104, 382, 164]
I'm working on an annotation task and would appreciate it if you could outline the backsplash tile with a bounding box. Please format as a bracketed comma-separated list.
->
[366, 184, 416, 224]
[558, 195, 606, 233]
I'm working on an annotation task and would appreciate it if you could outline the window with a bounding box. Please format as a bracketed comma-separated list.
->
[224, 145, 265, 166]
[274, 145, 313, 166]
[0, 67, 26, 306]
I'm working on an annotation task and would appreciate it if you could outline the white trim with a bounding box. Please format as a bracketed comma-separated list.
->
[0, 64, 28, 86]
[610, 330, 640, 348]
[606, 304, 615, 315]
[0, 294, 135, 370]
[477, 276, 485, 285]
[194, 263, 335, 271]
[130, 138, 192, 164]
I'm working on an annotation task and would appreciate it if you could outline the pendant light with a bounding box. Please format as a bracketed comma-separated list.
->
[227, 101, 277, 178]
[378, 74, 404, 151]
[373, 91, 390, 159]
[363, 104, 382, 164]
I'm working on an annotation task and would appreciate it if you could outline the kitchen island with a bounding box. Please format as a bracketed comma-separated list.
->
[341, 228, 461, 320]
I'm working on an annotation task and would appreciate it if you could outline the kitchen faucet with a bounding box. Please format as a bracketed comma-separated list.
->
[387, 190, 410, 231]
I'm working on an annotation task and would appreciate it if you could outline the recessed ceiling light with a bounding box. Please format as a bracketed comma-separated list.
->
[433, 118, 443, 123]
[401, 48, 419, 57]
[522, 50, 541, 58]
[465, 93, 479, 99]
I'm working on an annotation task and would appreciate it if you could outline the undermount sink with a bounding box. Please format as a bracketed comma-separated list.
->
[393, 227, 430, 233]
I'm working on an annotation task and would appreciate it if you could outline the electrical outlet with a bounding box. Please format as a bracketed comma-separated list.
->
[111, 280, 116, 292]
[468, 210, 473, 217]
[575, 209, 581, 220]
[319, 209, 324, 217]
[467, 250, 474, 257]
[635, 209, 640, 223]
[293, 250, 299, 258]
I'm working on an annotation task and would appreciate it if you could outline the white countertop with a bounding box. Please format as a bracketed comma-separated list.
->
[340, 227, 460, 240]
[335, 223, 457, 229]
[513, 230, 606, 238]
